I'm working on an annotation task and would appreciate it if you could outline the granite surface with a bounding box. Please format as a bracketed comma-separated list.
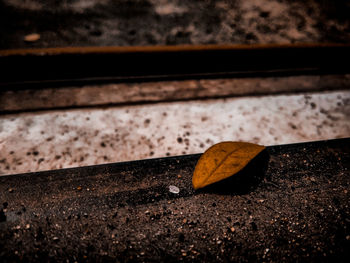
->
[1, 90, 349, 175]
[0, 0, 349, 49]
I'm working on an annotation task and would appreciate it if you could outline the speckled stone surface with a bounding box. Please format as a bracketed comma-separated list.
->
[1, 90, 349, 175]
[0, 0, 349, 49]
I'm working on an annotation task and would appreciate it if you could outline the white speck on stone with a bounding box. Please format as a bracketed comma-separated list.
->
[169, 185, 180, 194]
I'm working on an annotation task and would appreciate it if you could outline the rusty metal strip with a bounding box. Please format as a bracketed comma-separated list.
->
[1, 43, 349, 56]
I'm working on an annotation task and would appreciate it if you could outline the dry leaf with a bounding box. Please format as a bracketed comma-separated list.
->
[24, 33, 41, 42]
[192, 141, 265, 190]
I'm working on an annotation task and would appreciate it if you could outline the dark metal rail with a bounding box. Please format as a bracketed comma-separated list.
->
[1, 43, 350, 90]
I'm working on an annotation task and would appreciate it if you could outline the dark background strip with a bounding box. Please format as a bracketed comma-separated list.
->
[1, 44, 350, 90]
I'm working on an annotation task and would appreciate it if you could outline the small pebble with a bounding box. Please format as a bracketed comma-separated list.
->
[24, 33, 40, 42]
[169, 185, 180, 194]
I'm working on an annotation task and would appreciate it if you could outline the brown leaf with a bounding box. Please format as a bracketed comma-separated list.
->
[192, 141, 265, 190]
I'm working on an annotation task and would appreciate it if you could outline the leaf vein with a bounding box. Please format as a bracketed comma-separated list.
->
[201, 147, 243, 185]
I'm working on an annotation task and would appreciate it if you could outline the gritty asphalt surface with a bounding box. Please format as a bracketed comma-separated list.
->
[0, 138, 349, 262]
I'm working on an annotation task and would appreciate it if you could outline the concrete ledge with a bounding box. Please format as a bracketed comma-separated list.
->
[0, 138, 349, 261]
[1, 74, 350, 112]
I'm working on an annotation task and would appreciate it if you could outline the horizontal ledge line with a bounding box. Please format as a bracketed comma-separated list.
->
[1, 43, 349, 56]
